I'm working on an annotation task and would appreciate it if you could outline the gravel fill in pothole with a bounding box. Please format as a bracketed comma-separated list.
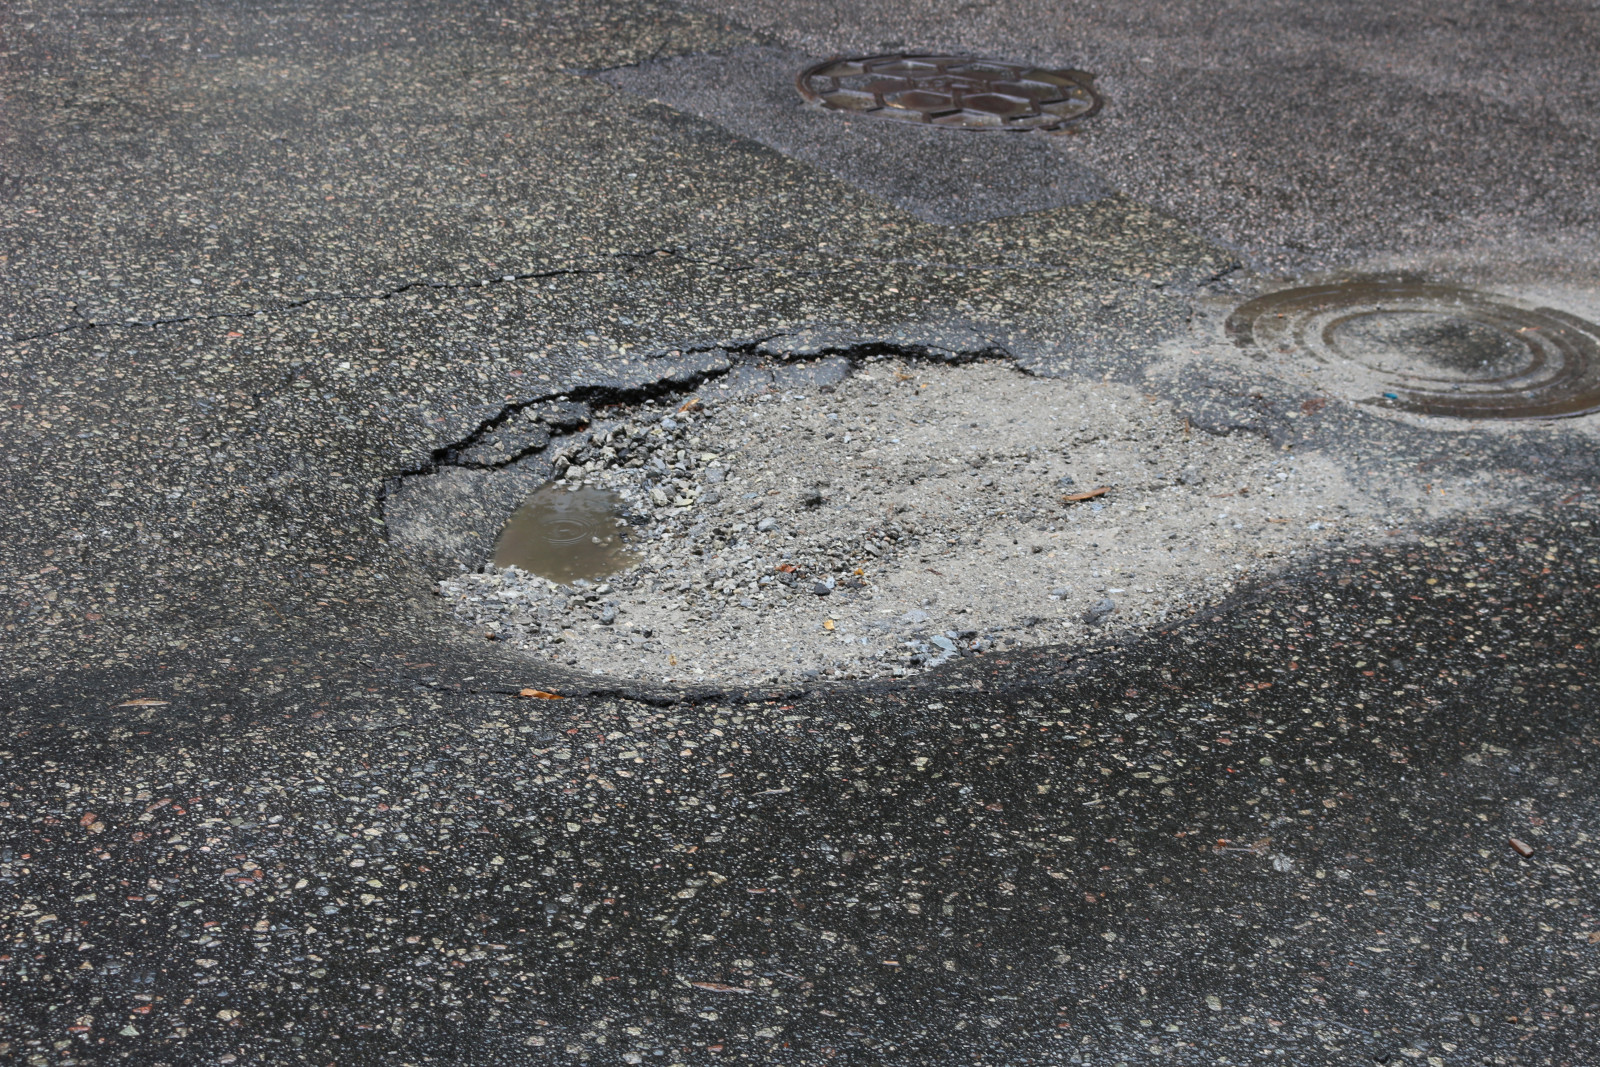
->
[439, 358, 1490, 685]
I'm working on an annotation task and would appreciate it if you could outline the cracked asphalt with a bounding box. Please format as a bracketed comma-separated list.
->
[2, 1, 1598, 1065]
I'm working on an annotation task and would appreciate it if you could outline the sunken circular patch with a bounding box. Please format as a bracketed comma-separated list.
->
[437, 357, 1488, 688]
[1226, 280, 1600, 420]
[796, 54, 1102, 131]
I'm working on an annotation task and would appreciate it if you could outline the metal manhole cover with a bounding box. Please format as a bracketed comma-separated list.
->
[1226, 281, 1600, 420]
[796, 53, 1102, 131]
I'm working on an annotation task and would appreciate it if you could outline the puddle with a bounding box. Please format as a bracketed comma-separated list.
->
[1227, 280, 1600, 419]
[491, 485, 637, 583]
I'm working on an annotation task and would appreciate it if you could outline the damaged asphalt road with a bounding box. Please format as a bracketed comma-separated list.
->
[6, 517, 1599, 1064]
[3, 0, 1599, 1065]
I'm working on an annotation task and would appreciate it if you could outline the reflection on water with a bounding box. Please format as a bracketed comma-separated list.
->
[492, 484, 636, 583]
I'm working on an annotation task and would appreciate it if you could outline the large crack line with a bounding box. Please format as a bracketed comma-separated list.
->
[379, 330, 1016, 491]
[0, 247, 693, 345]
[369, 330, 1024, 571]
[3, 245, 1225, 346]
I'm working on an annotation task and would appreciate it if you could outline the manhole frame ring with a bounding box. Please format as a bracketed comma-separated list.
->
[1225, 280, 1600, 421]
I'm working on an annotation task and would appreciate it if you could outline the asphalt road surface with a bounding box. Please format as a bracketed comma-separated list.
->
[3, 2, 1598, 1065]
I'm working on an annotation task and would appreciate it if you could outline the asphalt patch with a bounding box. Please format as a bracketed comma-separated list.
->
[594, 46, 1112, 225]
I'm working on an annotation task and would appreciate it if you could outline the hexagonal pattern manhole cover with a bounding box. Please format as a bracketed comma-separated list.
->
[1227, 280, 1600, 420]
[796, 53, 1102, 131]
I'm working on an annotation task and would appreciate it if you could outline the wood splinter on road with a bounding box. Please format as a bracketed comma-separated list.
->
[1508, 837, 1535, 858]
[1061, 487, 1109, 503]
[518, 688, 564, 700]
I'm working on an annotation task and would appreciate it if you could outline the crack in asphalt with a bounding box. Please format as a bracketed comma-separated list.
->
[0, 246, 694, 344]
[381, 331, 1015, 484]
[376, 333, 1035, 706]
[5, 231, 1224, 344]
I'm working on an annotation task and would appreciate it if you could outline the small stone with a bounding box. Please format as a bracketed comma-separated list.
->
[599, 606, 618, 625]
[900, 608, 929, 624]
[757, 517, 777, 532]
[1057, 474, 1076, 488]
[813, 582, 831, 597]
[700, 489, 721, 505]
[1178, 468, 1205, 486]
[705, 468, 725, 484]
[1082, 597, 1115, 624]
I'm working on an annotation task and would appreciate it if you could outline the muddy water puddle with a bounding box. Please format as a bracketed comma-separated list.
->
[492, 485, 636, 583]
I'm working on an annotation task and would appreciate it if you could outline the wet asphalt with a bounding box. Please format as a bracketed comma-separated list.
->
[3, 1, 1599, 1065]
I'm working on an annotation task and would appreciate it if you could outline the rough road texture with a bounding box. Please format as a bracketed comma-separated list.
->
[6, 520, 1598, 1064]
[690, 0, 1600, 272]
[437, 358, 1499, 686]
[2, 1, 1597, 1066]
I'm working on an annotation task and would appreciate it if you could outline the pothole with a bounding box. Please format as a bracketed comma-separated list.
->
[434, 356, 1492, 686]
[796, 54, 1102, 131]
[1226, 280, 1600, 419]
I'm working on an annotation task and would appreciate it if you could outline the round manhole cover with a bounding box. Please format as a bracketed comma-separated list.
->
[1226, 281, 1600, 420]
[796, 53, 1102, 131]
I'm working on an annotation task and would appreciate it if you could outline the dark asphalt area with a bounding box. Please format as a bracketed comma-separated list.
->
[2, 2, 1598, 1065]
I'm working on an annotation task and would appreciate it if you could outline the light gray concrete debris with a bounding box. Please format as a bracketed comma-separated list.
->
[439, 357, 1495, 685]
[1082, 597, 1116, 625]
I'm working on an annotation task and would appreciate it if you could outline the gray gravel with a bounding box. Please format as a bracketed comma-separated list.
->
[441, 357, 1499, 684]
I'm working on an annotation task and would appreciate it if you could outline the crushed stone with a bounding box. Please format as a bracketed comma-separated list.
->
[439, 358, 1493, 684]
